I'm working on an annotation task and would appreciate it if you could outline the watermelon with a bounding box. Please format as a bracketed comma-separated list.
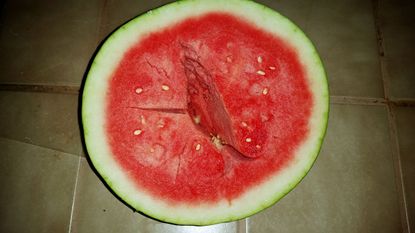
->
[82, 0, 329, 226]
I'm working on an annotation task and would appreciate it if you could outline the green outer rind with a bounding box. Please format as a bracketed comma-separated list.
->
[82, 0, 329, 225]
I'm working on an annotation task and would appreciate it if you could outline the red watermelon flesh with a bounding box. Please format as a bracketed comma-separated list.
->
[106, 13, 312, 203]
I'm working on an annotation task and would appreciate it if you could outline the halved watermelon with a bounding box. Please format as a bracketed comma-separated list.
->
[82, 0, 329, 226]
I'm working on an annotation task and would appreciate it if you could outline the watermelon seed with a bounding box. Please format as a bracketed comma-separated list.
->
[262, 88, 269, 95]
[133, 129, 142, 135]
[226, 56, 232, 63]
[245, 138, 252, 143]
[150, 148, 155, 153]
[256, 70, 265, 76]
[256, 144, 261, 149]
[140, 115, 146, 124]
[211, 135, 224, 149]
[157, 119, 165, 128]
[161, 85, 170, 91]
[135, 87, 143, 94]
[269, 66, 276, 70]
[257, 56, 263, 63]
[261, 114, 269, 122]
[241, 121, 248, 127]
[195, 144, 201, 151]
[193, 115, 201, 124]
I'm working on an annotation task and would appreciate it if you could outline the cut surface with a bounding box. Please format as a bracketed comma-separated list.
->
[82, 0, 329, 226]
[107, 12, 311, 202]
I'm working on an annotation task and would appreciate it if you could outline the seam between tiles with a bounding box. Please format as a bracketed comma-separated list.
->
[372, 0, 411, 232]
[387, 105, 411, 233]
[237, 218, 248, 233]
[303, 0, 315, 33]
[0, 136, 81, 159]
[372, 0, 390, 101]
[246, 217, 249, 233]
[68, 155, 82, 233]
[0, 84, 79, 95]
[96, 0, 109, 44]
[330, 96, 386, 106]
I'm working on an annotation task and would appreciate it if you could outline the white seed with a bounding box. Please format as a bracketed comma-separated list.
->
[256, 144, 261, 149]
[257, 56, 263, 63]
[140, 115, 146, 124]
[133, 129, 142, 135]
[260, 114, 269, 122]
[226, 56, 232, 62]
[161, 85, 170, 91]
[241, 121, 248, 127]
[193, 115, 201, 124]
[245, 138, 252, 143]
[256, 70, 265, 76]
[262, 88, 269, 95]
[269, 66, 276, 70]
[135, 87, 143, 94]
[211, 135, 223, 149]
[157, 119, 165, 128]
[195, 144, 201, 151]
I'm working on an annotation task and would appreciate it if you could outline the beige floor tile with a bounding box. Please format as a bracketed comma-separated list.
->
[380, 0, 415, 99]
[99, 0, 174, 39]
[306, 0, 383, 97]
[0, 138, 79, 233]
[394, 106, 415, 230]
[0, 0, 101, 86]
[0, 91, 82, 155]
[256, 0, 314, 29]
[70, 159, 143, 233]
[249, 104, 401, 233]
[71, 158, 237, 233]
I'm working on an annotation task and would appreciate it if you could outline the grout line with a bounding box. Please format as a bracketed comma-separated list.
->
[303, 0, 315, 33]
[330, 96, 386, 106]
[387, 106, 411, 233]
[68, 155, 82, 233]
[388, 105, 412, 233]
[0, 84, 79, 95]
[237, 218, 248, 233]
[0, 136, 82, 158]
[96, 0, 109, 43]
[372, 0, 391, 100]
[372, 0, 411, 232]
[391, 99, 415, 107]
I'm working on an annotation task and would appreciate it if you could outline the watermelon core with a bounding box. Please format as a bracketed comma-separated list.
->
[82, 0, 328, 225]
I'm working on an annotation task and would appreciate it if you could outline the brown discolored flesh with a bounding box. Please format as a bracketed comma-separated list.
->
[181, 43, 241, 155]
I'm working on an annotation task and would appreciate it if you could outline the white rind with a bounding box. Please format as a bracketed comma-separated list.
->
[82, 0, 329, 225]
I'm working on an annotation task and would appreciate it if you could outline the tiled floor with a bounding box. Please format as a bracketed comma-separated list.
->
[251, 105, 402, 233]
[0, 0, 414, 233]
[0, 138, 79, 233]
